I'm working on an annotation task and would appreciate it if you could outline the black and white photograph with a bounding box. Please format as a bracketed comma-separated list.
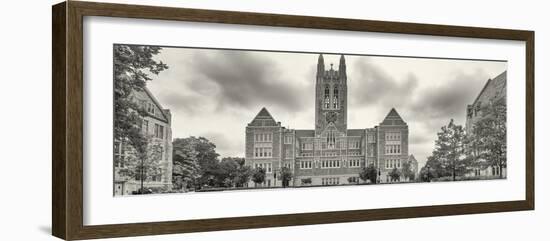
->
[113, 45, 507, 196]
[1, 0, 543, 240]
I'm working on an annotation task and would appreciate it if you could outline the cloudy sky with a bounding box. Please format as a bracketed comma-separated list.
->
[145, 47, 506, 167]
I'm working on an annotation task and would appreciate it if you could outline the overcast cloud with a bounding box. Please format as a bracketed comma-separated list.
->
[146, 47, 506, 167]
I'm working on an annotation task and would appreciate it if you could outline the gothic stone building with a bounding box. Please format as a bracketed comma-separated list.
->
[465, 71, 507, 178]
[245, 54, 411, 187]
[114, 87, 173, 195]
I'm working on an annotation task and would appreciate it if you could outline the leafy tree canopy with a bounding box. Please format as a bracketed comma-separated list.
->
[359, 164, 378, 184]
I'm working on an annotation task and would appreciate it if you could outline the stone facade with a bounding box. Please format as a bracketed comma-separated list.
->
[114, 87, 173, 195]
[465, 71, 507, 178]
[245, 54, 411, 187]
[466, 71, 507, 133]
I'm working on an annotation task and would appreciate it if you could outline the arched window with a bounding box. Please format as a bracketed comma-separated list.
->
[326, 130, 336, 149]
[333, 86, 339, 108]
[324, 85, 330, 108]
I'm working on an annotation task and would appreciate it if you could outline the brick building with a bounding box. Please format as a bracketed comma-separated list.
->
[244, 54, 412, 187]
[465, 71, 507, 178]
[114, 87, 173, 195]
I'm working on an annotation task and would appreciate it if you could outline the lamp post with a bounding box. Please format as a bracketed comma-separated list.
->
[426, 165, 431, 182]
[273, 171, 277, 187]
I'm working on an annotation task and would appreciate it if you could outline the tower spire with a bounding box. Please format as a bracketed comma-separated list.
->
[317, 54, 325, 79]
[339, 54, 346, 79]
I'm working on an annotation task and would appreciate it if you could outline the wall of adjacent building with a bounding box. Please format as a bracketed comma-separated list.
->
[114, 90, 174, 195]
[377, 125, 409, 183]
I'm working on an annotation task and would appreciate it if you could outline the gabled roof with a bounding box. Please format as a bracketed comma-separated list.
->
[248, 107, 279, 127]
[408, 154, 417, 163]
[380, 108, 406, 126]
[256, 107, 273, 118]
[133, 86, 170, 124]
[471, 70, 507, 105]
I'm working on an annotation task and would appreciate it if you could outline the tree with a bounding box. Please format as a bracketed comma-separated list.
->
[210, 157, 252, 188]
[234, 165, 253, 188]
[218, 157, 252, 188]
[118, 137, 164, 194]
[172, 139, 200, 191]
[113, 45, 168, 158]
[401, 161, 415, 181]
[217, 158, 240, 187]
[172, 137, 254, 189]
[192, 137, 221, 187]
[389, 168, 401, 182]
[252, 167, 266, 186]
[471, 97, 507, 178]
[359, 164, 378, 184]
[419, 154, 444, 182]
[223, 157, 245, 167]
[419, 165, 434, 182]
[171, 137, 220, 188]
[433, 119, 470, 181]
[278, 167, 293, 188]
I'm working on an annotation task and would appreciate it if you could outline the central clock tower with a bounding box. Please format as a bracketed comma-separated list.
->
[314, 54, 348, 136]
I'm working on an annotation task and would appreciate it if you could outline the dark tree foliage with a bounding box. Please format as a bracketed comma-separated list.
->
[389, 168, 401, 182]
[252, 167, 266, 186]
[278, 167, 293, 188]
[401, 161, 415, 181]
[219, 157, 253, 188]
[420, 119, 478, 182]
[234, 165, 253, 188]
[359, 164, 378, 184]
[470, 97, 507, 178]
[419, 166, 434, 182]
[172, 136, 255, 190]
[215, 158, 252, 187]
[419, 154, 443, 182]
[172, 139, 200, 190]
[172, 137, 220, 189]
[430, 119, 471, 181]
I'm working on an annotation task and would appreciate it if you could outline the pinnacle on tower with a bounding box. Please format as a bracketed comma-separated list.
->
[317, 54, 325, 78]
[339, 54, 347, 79]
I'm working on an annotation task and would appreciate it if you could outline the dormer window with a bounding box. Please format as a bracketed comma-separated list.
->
[147, 102, 155, 115]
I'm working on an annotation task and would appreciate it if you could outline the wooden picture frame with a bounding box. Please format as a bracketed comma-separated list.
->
[52, 1, 534, 240]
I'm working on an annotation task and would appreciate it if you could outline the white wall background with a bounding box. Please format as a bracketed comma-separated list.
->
[0, 0, 547, 240]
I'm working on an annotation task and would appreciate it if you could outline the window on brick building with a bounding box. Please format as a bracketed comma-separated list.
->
[114, 141, 126, 168]
[255, 133, 272, 142]
[254, 147, 272, 158]
[284, 135, 293, 144]
[142, 119, 149, 134]
[300, 161, 312, 169]
[385, 144, 401, 155]
[146, 102, 155, 115]
[385, 132, 401, 141]
[154, 124, 164, 139]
